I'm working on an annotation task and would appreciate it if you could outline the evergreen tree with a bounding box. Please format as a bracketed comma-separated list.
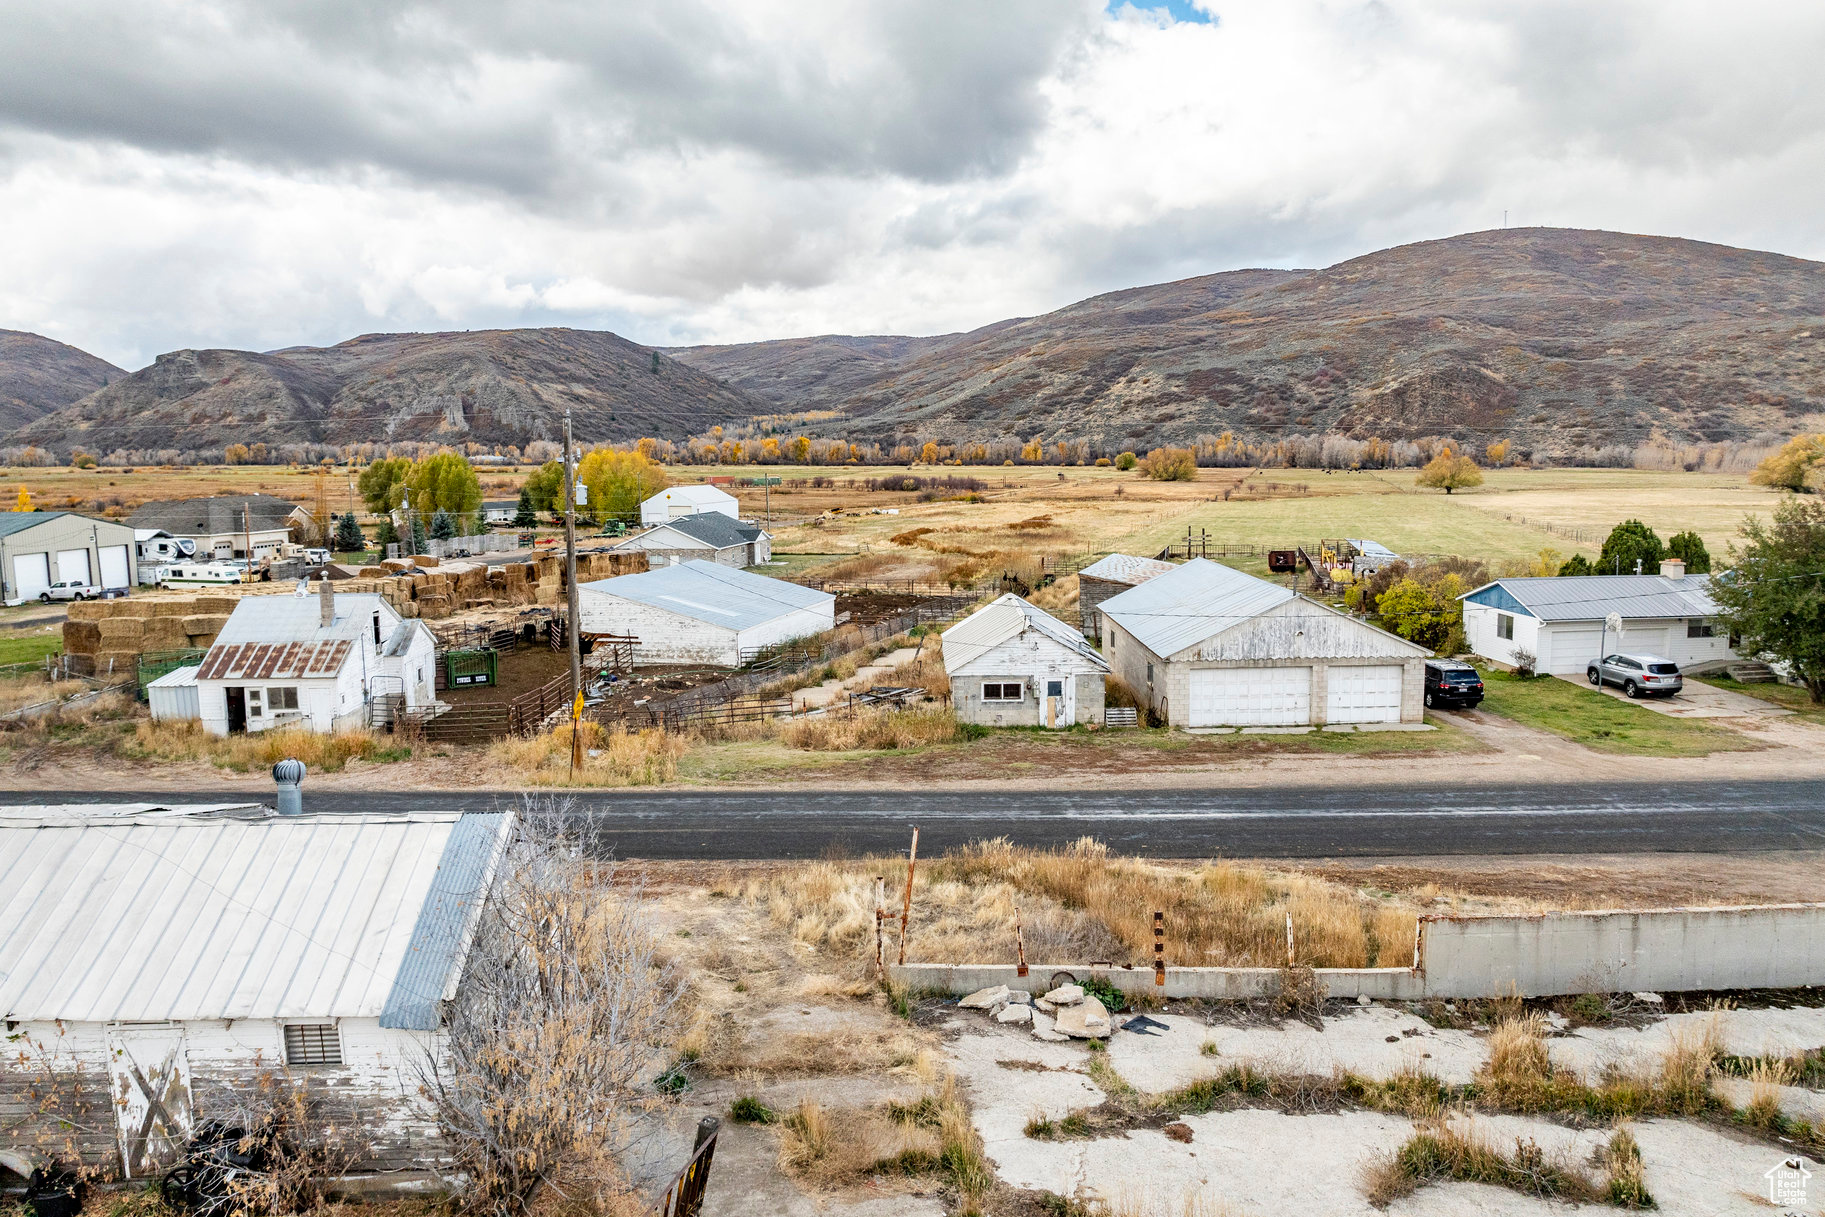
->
[1665, 530, 1711, 574]
[514, 487, 538, 528]
[431, 508, 457, 540]
[334, 512, 365, 553]
[1597, 519, 1664, 575]
[409, 512, 429, 554]
[373, 517, 399, 550]
[1557, 553, 1596, 576]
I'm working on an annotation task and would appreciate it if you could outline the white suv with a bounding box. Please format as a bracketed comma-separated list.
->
[1588, 653, 1684, 699]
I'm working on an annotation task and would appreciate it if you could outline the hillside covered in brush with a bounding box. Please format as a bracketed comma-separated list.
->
[0, 329, 125, 433]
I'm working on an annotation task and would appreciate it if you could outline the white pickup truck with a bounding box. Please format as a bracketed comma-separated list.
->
[39, 579, 99, 602]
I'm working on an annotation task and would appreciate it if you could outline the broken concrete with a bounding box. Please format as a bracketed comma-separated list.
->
[958, 984, 1010, 1010]
[1054, 995, 1113, 1039]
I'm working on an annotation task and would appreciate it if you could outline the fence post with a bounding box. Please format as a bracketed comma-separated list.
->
[897, 827, 919, 966]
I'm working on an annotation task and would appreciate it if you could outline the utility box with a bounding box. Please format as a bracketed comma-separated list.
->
[445, 648, 498, 688]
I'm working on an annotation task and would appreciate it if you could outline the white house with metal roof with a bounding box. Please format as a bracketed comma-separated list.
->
[1075, 553, 1176, 639]
[578, 560, 834, 666]
[1459, 560, 1736, 675]
[194, 581, 436, 735]
[611, 512, 770, 568]
[0, 801, 511, 1178]
[942, 594, 1109, 728]
[1100, 558, 1430, 728]
[638, 484, 739, 526]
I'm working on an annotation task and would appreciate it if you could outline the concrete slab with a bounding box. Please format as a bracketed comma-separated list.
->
[1192, 1008, 1486, 1087]
[1240, 726, 1316, 735]
[1551, 1005, 1825, 1080]
[946, 1026, 1105, 1171]
[1553, 672, 1793, 720]
[1712, 1074, 1825, 1125]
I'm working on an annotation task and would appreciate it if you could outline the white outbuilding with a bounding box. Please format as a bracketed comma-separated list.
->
[1459, 560, 1737, 675]
[578, 560, 835, 666]
[194, 581, 437, 734]
[1100, 558, 1430, 728]
[0, 800, 512, 1179]
[942, 594, 1108, 727]
[639, 484, 740, 526]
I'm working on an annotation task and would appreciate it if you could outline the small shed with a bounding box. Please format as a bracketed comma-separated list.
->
[1074, 553, 1176, 639]
[639, 484, 739, 526]
[146, 663, 201, 721]
[0, 802, 513, 1180]
[942, 594, 1109, 728]
[578, 561, 834, 666]
[1100, 558, 1429, 727]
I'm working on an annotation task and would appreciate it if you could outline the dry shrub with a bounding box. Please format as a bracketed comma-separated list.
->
[1485, 1014, 1553, 1087]
[885, 651, 950, 702]
[0, 675, 89, 714]
[131, 719, 389, 772]
[1602, 1127, 1653, 1208]
[1028, 573, 1079, 616]
[487, 722, 685, 786]
[1360, 1117, 1600, 1208]
[777, 1097, 942, 1188]
[711, 1026, 924, 1078]
[779, 705, 965, 751]
[1658, 1016, 1721, 1112]
[1744, 1059, 1792, 1128]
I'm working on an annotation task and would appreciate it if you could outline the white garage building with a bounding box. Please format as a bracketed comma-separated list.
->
[578, 561, 835, 667]
[1459, 561, 1737, 675]
[1100, 558, 1429, 728]
[639, 484, 740, 526]
[0, 512, 139, 604]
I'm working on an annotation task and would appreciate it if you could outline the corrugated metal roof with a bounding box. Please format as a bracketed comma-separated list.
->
[618, 513, 760, 551]
[941, 594, 1109, 675]
[382, 620, 430, 658]
[644, 485, 736, 507]
[127, 495, 301, 536]
[198, 640, 353, 680]
[146, 664, 201, 689]
[0, 512, 72, 539]
[0, 809, 506, 1023]
[1077, 553, 1177, 586]
[580, 561, 833, 631]
[380, 812, 511, 1030]
[1099, 558, 1294, 658]
[1347, 539, 1401, 562]
[1461, 575, 1720, 622]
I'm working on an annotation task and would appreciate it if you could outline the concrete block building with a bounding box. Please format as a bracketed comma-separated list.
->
[942, 594, 1108, 728]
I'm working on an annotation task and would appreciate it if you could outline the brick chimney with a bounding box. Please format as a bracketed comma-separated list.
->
[319, 574, 335, 627]
[1660, 558, 1686, 580]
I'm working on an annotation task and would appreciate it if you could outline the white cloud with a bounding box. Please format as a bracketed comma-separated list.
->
[0, 0, 1822, 368]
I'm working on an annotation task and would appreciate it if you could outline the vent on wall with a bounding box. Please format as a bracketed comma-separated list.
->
[283, 1022, 342, 1066]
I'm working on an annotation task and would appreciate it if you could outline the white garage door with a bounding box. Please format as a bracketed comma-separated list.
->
[1545, 627, 1602, 675]
[57, 548, 92, 585]
[12, 552, 51, 601]
[1326, 665, 1404, 724]
[99, 545, 131, 589]
[1188, 666, 1311, 727]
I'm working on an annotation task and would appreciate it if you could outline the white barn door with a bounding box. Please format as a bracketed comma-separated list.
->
[100, 545, 131, 589]
[1188, 667, 1311, 726]
[107, 1025, 194, 1177]
[1326, 666, 1404, 723]
[57, 548, 92, 585]
[12, 552, 51, 601]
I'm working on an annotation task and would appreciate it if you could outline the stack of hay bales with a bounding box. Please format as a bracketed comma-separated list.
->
[298, 552, 650, 621]
[62, 596, 235, 677]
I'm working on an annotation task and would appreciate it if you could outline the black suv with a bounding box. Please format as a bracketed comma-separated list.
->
[1423, 661, 1485, 709]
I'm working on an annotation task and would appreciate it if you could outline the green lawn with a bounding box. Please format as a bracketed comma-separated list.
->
[0, 632, 61, 667]
[1693, 676, 1825, 726]
[1475, 668, 1759, 756]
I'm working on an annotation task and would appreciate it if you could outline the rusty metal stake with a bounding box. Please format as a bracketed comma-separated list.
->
[1015, 910, 1028, 978]
[897, 827, 919, 966]
[873, 875, 886, 979]
[1286, 912, 1295, 967]
[1153, 911, 1165, 987]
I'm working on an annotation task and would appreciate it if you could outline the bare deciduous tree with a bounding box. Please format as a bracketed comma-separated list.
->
[419, 801, 688, 1217]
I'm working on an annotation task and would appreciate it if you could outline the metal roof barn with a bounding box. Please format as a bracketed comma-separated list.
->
[578, 561, 835, 666]
[1098, 558, 1295, 658]
[1076, 553, 1176, 586]
[0, 808, 510, 1028]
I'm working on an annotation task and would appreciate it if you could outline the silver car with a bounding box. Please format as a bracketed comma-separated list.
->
[1587, 653, 1683, 699]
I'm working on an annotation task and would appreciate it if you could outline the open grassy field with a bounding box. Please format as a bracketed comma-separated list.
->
[1475, 668, 1761, 757]
[0, 631, 61, 666]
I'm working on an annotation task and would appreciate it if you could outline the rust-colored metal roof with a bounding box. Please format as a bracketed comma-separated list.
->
[197, 639, 353, 681]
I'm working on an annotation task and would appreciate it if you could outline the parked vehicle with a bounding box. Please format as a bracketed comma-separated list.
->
[158, 562, 253, 586]
[1588, 653, 1683, 698]
[1423, 660, 1485, 709]
[303, 547, 330, 565]
[100, 586, 131, 600]
[39, 580, 98, 602]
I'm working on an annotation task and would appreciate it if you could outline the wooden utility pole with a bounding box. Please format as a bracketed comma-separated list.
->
[243, 503, 253, 580]
[897, 827, 919, 966]
[564, 407, 583, 773]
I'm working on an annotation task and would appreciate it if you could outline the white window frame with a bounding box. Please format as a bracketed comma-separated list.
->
[246, 687, 264, 716]
[1687, 618, 1715, 638]
[1497, 613, 1514, 640]
[267, 686, 300, 711]
[981, 681, 1023, 702]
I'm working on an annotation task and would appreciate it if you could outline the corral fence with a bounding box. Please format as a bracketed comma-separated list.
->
[393, 649, 622, 744]
[653, 1117, 720, 1217]
[136, 648, 208, 699]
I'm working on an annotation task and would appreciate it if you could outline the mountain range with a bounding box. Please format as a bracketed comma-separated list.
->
[8, 229, 1824, 456]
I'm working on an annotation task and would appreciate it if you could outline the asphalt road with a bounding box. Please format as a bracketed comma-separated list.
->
[8, 780, 1825, 859]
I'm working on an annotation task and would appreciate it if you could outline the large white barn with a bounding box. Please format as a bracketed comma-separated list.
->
[1100, 558, 1430, 728]
[638, 484, 739, 526]
[0, 801, 512, 1180]
[578, 561, 834, 666]
[1459, 562, 1736, 675]
[193, 583, 437, 734]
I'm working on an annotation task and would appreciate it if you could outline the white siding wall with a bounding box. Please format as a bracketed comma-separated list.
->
[949, 630, 1107, 727]
[1468, 604, 1737, 674]
[580, 591, 741, 665]
[1463, 603, 1542, 669]
[734, 603, 837, 656]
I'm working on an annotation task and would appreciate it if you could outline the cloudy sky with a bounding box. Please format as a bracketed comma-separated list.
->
[3, 0, 1823, 369]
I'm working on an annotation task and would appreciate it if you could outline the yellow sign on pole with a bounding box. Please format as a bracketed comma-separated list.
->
[571, 691, 586, 720]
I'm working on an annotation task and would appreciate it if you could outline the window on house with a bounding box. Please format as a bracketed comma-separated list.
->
[1146, 662, 1154, 685]
[1687, 619, 1716, 638]
[1497, 614, 1514, 640]
[267, 687, 299, 711]
[982, 682, 1023, 702]
[247, 688, 263, 716]
[283, 1023, 342, 1066]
